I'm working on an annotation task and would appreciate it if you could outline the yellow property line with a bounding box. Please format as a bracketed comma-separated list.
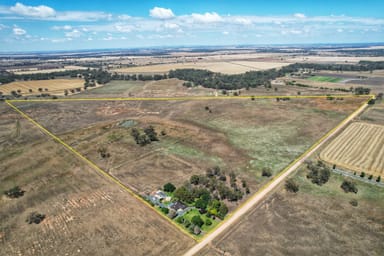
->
[7, 94, 373, 102]
[4, 100, 197, 241]
[4, 94, 374, 244]
[195, 94, 374, 241]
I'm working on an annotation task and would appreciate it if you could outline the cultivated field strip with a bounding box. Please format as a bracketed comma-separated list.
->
[320, 122, 384, 176]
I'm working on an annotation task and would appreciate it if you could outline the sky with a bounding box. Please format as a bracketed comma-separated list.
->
[0, 1, 383, 52]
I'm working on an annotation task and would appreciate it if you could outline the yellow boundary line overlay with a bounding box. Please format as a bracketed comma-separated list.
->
[198, 94, 374, 242]
[7, 94, 370, 103]
[4, 94, 374, 244]
[5, 100, 196, 241]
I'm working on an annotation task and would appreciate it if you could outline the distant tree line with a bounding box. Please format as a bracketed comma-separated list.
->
[169, 61, 384, 90]
[111, 73, 168, 81]
[0, 68, 113, 86]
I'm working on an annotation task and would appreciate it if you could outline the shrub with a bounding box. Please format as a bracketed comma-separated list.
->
[160, 207, 169, 215]
[205, 218, 212, 226]
[377, 176, 381, 183]
[360, 172, 365, 178]
[175, 216, 184, 224]
[349, 199, 358, 207]
[341, 180, 358, 193]
[4, 186, 25, 198]
[26, 212, 45, 224]
[285, 179, 299, 193]
[262, 167, 272, 177]
[191, 215, 204, 227]
[306, 161, 331, 186]
[163, 182, 176, 193]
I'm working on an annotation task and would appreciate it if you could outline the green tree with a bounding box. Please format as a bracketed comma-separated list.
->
[163, 182, 176, 192]
[262, 167, 272, 177]
[341, 180, 358, 193]
[174, 186, 193, 203]
[191, 215, 204, 227]
[218, 202, 228, 219]
[285, 179, 299, 193]
[195, 198, 208, 210]
[190, 175, 200, 185]
[144, 126, 159, 141]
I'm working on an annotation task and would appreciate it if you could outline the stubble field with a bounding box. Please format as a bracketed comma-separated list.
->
[320, 122, 384, 177]
[0, 79, 85, 96]
[112, 61, 290, 75]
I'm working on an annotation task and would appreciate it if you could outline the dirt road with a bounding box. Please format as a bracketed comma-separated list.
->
[183, 100, 370, 256]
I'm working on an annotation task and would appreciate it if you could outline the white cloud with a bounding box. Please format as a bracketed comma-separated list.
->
[150, 7, 175, 19]
[233, 17, 252, 25]
[222, 31, 229, 35]
[65, 29, 81, 38]
[52, 25, 72, 30]
[0, 24, 7, 30]
[118, 14, 131, 21]
[337, 28, 344, 33]
[190, 12, 223, 23]
[54, 11, 112, 22]
[294, 13, 306, 19]
[114, 23, 134, 33]
[164, 22, 179, 29]
[10, 2, 56, 18]
[13, 26, 26, 35]
[7, 2, 111, 21]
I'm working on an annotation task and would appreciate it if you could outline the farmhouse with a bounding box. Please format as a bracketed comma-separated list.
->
[169, 201, 187, 215]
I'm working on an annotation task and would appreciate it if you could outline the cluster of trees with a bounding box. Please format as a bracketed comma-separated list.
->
[4, 186, 25, 198]
[130, 126, 159, 146]
[189, 167, 250, 202]
[169, 68, 277, 90]
[0, 68, 112, 86]
[341, 180, 358, 193]
[168, 61, 384, 90]
[172, 166, 247, 219]
[111, 73, 168, 81]
[284, 61, 384, 73]
[354, 87, 371, 95]
[354, 171, 381, 183]
[306, 161, 331, 186]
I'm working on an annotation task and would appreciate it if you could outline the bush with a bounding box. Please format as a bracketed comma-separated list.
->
[175, 216, 184, 224]
[285, 179, 299, 193]
[360, 172, 365, 178]
[306, 162, 331, 186]
[191, 215, 204, 227]
[341, 180, 358, 193]
[377, 176, 381, 183]
[262, 167, 272, 177]
[4, 186, 25, 198]
[205, 218, 212, 226]
[160, 207, 169, 215]
[26, 212, 45, 224]
[349, 199, 358, 207]
[163, 182, 176, 192]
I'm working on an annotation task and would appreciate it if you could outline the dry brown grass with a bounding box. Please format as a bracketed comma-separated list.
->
[0, 79, 84, 96]
[320, 122, 384, 176]
[0, 104, 195, 256]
